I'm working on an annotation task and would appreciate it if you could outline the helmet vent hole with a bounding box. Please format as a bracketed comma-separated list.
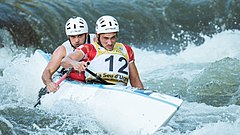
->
[100, 20, 105, 24]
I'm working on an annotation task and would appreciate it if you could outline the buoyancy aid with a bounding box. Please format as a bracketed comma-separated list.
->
[85, 42, 132, 85]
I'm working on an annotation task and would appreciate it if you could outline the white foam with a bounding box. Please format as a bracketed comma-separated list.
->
[133, 30, 240, 73]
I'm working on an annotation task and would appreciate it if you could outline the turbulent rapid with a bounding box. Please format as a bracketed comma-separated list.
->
[1, 0, 239, 54]
[1, 0, 240, 135]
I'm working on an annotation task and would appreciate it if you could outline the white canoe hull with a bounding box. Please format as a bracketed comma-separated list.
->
[34, 49, 183, 134]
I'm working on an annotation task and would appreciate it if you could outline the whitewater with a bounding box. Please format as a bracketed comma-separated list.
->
[0, 30, 240, 134]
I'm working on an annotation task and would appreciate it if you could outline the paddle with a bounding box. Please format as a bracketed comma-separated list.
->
[34, 62, 112, 107]
[84, 61, 113, 85]
[34, 68, 73, 108]
[85, 68, 114, 85]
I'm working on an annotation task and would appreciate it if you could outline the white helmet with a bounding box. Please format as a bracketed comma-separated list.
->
[95, 15, 119, 34]
[65, 16, 88, 36]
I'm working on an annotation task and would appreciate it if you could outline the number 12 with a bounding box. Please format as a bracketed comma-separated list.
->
[105, 55, 128, 75]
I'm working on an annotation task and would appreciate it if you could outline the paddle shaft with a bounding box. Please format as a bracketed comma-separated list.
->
[34, 66, 112, 107]
[85, 62, 113, 85]
[85, 68, 113, 85]
[34, 68, 73, 107]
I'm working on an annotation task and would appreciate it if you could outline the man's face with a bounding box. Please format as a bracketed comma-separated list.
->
[98, 32, 117, 51]
[68, 33, 86, 48]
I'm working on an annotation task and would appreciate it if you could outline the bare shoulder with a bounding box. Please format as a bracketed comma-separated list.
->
[52, 45, 66, 58]
[46, 45, 66, 68]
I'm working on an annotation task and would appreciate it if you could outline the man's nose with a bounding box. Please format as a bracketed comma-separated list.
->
[75, 37, 80, 42]
[106, 39, 113, 44]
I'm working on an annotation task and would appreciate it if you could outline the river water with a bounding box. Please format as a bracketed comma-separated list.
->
[1, 0, 240, 135]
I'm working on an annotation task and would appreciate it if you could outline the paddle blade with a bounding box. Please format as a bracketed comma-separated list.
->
[34, 87, 48, 108]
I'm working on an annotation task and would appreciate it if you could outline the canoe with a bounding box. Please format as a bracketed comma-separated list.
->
[34, 49, 183, 134]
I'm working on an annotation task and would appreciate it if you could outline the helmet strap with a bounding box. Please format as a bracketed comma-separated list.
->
[83, 33, 87, 44]
[97, 34, 104, 47]
[68, 38, 76, 51]
[86, 34, 90, 44]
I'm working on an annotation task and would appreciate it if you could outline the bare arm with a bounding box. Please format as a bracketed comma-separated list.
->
[61, 50, 87, 71]
[129, 61, 144, 89]
[42, 46, 66, 91]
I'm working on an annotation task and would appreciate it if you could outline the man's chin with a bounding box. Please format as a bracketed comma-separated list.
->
[74, 44, 81, 48]
[106, 46, 114, 51]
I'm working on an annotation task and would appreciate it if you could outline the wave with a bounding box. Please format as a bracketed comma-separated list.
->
[1, 30, 240, 134]
[0, 0, 240, 54]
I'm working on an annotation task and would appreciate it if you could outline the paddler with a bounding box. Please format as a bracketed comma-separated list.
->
[61, 15, 144, 89]
[42, 16, 93, 92]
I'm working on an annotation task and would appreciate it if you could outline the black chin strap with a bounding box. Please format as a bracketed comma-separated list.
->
[83, 34, 87, 44]
[68, 38, 76, 51]
[97, 34, 104, 47]
[87, 34, 90, 43]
